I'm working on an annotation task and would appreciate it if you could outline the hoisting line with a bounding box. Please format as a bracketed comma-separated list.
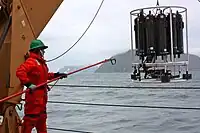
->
[156, 0, 159, 6]
[46, 0, 105, 62]
[0, 58, 116, 103]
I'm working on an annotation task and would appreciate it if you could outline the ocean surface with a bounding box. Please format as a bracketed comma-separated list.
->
[20, 71, 200, 133]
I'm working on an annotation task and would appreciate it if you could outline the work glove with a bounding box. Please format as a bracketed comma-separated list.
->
[25, 83, 37, 93]
[54, 72, 68, 79]
[47, 86, 51, 91]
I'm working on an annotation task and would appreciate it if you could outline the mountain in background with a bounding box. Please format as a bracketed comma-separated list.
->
[95, 50, 200, 73]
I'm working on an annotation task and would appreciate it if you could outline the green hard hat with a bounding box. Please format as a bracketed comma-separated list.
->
[29, 39, 48, 51]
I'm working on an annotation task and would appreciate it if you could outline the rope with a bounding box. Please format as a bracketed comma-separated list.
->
[48, 79, 59, 91]
[48, 101, 200, 111]
[46, 0, 105, 62]
[48, 84, 200, 89]
[47, 127, 93, 133]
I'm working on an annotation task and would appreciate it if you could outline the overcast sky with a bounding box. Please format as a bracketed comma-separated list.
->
[38, 0, 200, 71]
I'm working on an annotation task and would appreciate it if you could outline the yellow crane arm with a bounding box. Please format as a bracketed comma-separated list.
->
[0, 0, 63, 132]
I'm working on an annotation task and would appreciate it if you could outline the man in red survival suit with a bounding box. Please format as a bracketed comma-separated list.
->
[16, 39, 67, 133]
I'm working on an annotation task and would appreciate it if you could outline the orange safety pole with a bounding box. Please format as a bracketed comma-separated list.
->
[0, 58, 116, 103]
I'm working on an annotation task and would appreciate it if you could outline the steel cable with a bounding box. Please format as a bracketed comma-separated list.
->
[47, 127, 93, 133]
[46, 0, 105, 62]
[48, 101, 200, 111]
[48, 84, 200, 89]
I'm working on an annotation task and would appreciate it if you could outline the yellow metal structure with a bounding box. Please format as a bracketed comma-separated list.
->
[0, 0, 63, 132]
